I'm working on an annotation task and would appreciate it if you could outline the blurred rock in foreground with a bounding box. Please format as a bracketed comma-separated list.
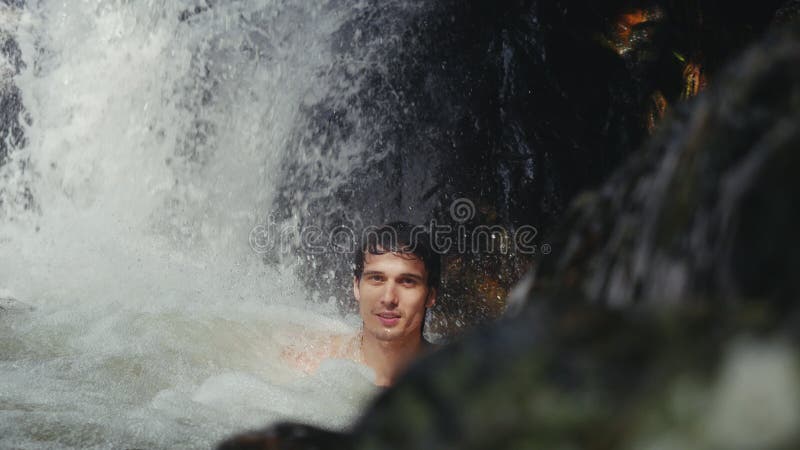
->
[519, 19, 800, 313]
[217, 21, 800, 450]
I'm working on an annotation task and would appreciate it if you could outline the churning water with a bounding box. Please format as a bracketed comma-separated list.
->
[0, 1, 395, 447]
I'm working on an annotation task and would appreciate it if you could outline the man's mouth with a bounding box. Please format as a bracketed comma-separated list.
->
[376, 312, 400, 327]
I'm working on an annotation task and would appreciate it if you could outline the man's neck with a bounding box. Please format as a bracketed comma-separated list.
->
[360, 330, 424, 387]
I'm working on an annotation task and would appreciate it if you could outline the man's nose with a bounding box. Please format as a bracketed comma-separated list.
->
[380, 281, 399, 306]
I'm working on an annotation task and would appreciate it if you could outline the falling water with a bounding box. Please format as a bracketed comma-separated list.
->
[0, 1, 405, 447]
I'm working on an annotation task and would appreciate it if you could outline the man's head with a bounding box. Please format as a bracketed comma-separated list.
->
[353, 222, 440, 342]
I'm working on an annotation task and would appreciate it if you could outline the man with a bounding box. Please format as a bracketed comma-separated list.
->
[284, 222, 440, 387]
[352, 221, 440, 386]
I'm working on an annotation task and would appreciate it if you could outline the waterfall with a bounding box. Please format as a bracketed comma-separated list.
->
[0, 1, 410, 447]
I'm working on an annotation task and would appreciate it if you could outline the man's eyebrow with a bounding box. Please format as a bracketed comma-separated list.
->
[361, 271, 424, 281]
[398, 273, 424, 281]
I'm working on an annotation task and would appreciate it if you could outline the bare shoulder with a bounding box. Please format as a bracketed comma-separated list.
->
[280, 332, 360, 373]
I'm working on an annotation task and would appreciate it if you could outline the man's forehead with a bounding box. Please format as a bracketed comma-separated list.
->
[363, 251, 427, 274]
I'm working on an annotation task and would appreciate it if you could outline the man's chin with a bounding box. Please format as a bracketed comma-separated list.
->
[368, 327, 401, 341]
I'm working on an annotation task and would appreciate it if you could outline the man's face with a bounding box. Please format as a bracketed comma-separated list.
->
[354, 251, 436, 342]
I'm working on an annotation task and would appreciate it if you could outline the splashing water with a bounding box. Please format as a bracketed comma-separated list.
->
[0, 1, 397, 447]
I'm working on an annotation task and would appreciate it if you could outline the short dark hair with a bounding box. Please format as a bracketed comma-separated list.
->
[353, 221, 441, 290]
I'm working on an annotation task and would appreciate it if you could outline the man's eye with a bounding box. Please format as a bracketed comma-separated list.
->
[368, 275, 383, 281]
[400, 278, 417, 286]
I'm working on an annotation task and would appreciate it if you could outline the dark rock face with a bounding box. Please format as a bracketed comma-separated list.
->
[0, 1, 33, 215]
[272, 0, 654, 319]
[0, 37, 25, 164]
[271, 0, 793, 334]
[218, 20, 800, 450]
[217, 423, 352, 450]
[0, 1, 26, 163]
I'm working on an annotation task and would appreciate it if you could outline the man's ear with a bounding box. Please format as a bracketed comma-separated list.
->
[426, 287, 436, 308]
[353, 276, 361, 301]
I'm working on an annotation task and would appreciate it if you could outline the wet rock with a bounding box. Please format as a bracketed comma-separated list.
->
[0, 19, 26, 165]
[272, 0, 651, 312]
[178, 1, 215, 23]
[272, 1, 793, 336]
[0, 295, 33, 313]
[217, 423, 351, 450]
[0, 2, 33, 216]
